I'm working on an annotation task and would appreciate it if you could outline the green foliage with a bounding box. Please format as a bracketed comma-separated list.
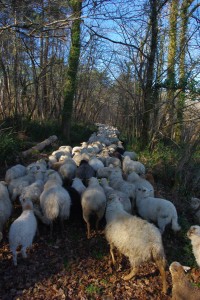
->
[0, 131, 22, 164]
[85, 284, 101, 295]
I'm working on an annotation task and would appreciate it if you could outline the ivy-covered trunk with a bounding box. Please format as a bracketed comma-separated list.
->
[141, 0, 158, 148]
[61, 0, 82, 140]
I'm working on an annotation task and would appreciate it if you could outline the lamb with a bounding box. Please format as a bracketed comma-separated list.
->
[20, 180, 44, 204]
[136, 186, 181, 234]
[123, 156, 145, 176]
[39, 179, 71, 233]
[190, 197, 200, 224]
[9, 199, 37, 266]
[187, 225, 200, 267]
[81, 177, 106, 238]
[169, 261, 200, 300]
[0, 181, 12, 238]
[127, 171, 154, 196]
[105, 193, 167, 293]
[5, 164, 27, 183]
[101, 178, 131, 213]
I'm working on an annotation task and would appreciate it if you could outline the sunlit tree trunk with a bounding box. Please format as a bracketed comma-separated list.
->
[175, 0, 193, 143]
[166, 0, 179, 138]
[141, 0, 158, 147]
[61, 0, 82, 140]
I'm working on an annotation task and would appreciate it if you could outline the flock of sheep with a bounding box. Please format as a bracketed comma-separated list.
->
[0, 123, 200, 298]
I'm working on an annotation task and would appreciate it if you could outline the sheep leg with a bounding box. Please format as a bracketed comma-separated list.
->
[122, 267, 138, 280]
[155, 258, 167, 294]
[12, 250, 18, 266]
[21, 246, 27, 259]
[110, 244, 116, 265]
[86, 222, 91, 239]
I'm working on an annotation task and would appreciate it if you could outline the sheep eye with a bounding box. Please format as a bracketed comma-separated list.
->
[138, 188, 141, 191]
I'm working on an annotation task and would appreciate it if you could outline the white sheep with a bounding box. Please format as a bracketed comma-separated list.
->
[109, 168, 136, 212]
[187, 225, 200, 267]
[71, 178, 86, 195]
[44, 169, 63, 185]
[101, 178, 131, 213]
[0, 181, 12, 238]
[5, 164, 27, 183]
[58, 159, 77, 184]
[81, 177, 106, 238]
[123, 151, 137, 160]
[105, 193, 167, 293]
[9, 199, 37, 266]
[40, 179, 71, 233]
[105, 156, 121, 168]
[127, 171, 154, 197]
[20, 180, 44, 204]
[8, 172, 35, 201]
[96, 166, 115, 179]
[88, 157, 104, 171]
[169, 261, 200, 300]
[123, 156, 145, 175]
[136, 186, 181, 234]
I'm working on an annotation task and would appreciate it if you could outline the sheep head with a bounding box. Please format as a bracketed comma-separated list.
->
[187, 225, 200, 239]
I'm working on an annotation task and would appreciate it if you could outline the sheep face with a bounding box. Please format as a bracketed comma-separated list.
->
[191, 198, 200, 210]
[136, 186, 153, 198]
[187, 225, 200, 239]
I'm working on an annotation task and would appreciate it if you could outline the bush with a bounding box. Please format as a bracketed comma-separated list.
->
[0, 131, 22, 164]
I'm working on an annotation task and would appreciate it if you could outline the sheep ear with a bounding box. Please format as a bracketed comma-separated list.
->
[183, 266, 191, 272]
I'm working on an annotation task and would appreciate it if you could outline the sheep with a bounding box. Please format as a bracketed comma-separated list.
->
[105, 156, 121, 168]
[44, 169, 63, 185]
[169, 261, 200, 300]
[5, 164, 27, 183]
[39, 179, 71, 234]
[135, 186, 181, 234]
[75, 160, 96, 185]
[88, 157, 104, 172]
[123, 156, 145, 176]
[127, 171, 154, 197]
[81, 177, 106, 238]
[187, 225, 200, 267]
[123, 151, 137, 160]
[8, 172, 35, 202]
[190, 197, 200, 224]
[109, 168, 136, 212]
[19, 180, 44, 204]
[71, 178, 86, 195]
[101, 178, 132, 213]
[73, 152, 90, 166]
[105, 193, 167, 293]
[9, 199, 37, 266]
[58, 159, 77, 185]
[96, 166, 115, 179]
[59, 145, 72, 154]
[0, 181, 12, 238]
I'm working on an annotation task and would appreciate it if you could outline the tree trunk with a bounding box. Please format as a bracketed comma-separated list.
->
[141, 0, 158, 147]
[175, 0, 193, 143]
[61, 0, 82, 141]
[166, 0, 179, 138]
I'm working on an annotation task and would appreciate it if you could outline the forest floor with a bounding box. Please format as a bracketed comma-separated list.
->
[0, 158, 200, 300]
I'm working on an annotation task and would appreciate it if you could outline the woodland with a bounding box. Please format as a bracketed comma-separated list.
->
[0, 0, 200, 299]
